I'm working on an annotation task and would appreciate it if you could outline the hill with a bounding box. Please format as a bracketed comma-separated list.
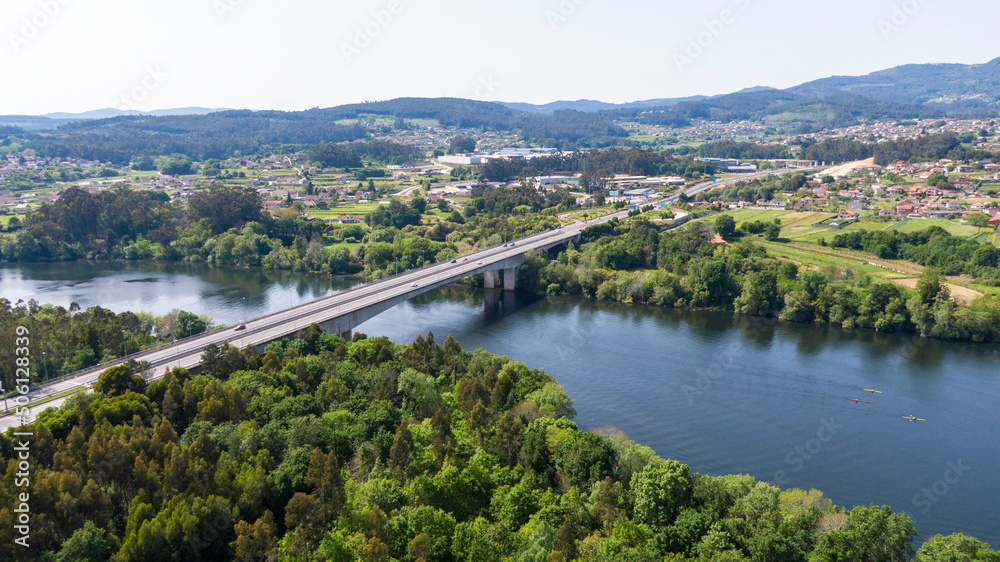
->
[790, 57, 1000, 111]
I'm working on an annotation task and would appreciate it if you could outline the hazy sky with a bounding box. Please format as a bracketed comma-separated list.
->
[2, 0, 996, 115]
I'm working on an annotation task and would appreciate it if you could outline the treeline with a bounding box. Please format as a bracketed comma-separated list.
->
[518, 219, 1000, 343]
[307, 141, 425, 168]
[4, 329, 994, 560]
[0, 186, 337, 272]
[831, 226, 1000, 285]
[480, 148, 702, 183]
[697, 141, 792, 160]
[0, 299, 211, 385]
[32, 113, 369, 164]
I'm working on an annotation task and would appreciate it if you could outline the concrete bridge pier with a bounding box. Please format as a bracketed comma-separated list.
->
[502, 267, 518, 291]
[483, 270, 500, 289]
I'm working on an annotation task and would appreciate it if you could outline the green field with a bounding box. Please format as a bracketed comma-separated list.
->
[0, 214, 25, 226]
[889, 219, 989, 238]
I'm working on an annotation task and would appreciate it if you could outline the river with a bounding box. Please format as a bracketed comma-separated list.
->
[2, 261, 998, 547]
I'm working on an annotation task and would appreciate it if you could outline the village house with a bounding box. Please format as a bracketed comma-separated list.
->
[989, 213, 1000, 228]
[339, 214, 363, 224]
[847, 201, 865, 211]
[879, 208, 895, 218]
[836, 210, 858, 223]
[896, 199, 919, 214]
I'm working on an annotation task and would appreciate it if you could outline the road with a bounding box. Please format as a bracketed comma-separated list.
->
[684, 167, 819, 198]
[0, 201, 660, 430]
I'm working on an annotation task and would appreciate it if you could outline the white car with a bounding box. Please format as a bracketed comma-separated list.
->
[477, 260, 484, 265]
[411, 282, 419, 287]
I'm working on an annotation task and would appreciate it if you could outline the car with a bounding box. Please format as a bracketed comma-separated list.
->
[451, 259, 457, 263]
[509, 242, 515, 247]
[477, 260, 484, 265]
[463, 258, 468, 262]
[502, 244, 508, 248]
[234, 324, 246, 331]
[411, 282, 419, 287]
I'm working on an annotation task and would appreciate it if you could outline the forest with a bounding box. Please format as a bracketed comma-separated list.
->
[517, 218, 1000, 343]
[0, 299, 213, 385]
[2, 328, 996, 561]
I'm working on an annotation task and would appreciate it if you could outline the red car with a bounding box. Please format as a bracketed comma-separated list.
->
[234, 324, 246, 331]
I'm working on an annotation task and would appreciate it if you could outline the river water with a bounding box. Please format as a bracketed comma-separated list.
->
[2, 261, 998, 547]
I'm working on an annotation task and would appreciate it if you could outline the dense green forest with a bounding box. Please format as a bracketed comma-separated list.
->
[2, 329, 996, 561]
[0, 299, 212, 385]
[517, 218, 1000, 343]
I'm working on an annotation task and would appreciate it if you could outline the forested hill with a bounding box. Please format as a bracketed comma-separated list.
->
[22, 98, 626, 163]
[790, 57, 1000, 110]
[3, 330, 997, 561]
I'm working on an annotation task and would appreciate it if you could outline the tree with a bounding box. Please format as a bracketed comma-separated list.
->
[94, 365, 146, 397]
[715, 215, 736, 240]
[55, 522, 111, 562]
[448, 135, 477, 154]
[916, 534, 1000, 562]
[188, 185, 267, 235]
[968, 213, 991, 228]
[810, 505, 916, 562]
[916, 268, 948, 306]
[232, 511, 279, 562]
[632, 461, 692, 528]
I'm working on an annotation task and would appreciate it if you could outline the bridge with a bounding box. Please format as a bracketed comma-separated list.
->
[0, 205, 648, 429]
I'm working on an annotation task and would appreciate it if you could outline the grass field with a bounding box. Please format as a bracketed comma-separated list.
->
[0, 215, 25, 226]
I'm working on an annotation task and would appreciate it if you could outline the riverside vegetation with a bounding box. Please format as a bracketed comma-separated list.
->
[2, 328, 997, 561]
[517, 218, 1000, 343]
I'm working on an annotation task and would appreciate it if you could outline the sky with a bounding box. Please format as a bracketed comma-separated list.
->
[1, 0, 996, 115]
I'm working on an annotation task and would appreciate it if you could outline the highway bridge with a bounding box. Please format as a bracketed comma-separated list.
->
[0, 204, 651, 430]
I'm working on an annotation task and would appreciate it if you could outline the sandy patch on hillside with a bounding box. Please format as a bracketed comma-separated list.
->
[820, 158, 876, 178]
[892, 278, 982, 305]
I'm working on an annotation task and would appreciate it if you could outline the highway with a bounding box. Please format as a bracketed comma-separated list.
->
[0, 202, 655, 430]
[684, 167, 819, 198]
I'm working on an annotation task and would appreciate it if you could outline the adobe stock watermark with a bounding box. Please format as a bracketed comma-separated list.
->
[912, 459, 970, 514]
[7, 0, 73, 54]
[341, 0, 405, 64]
[474, 75, 502, 102]
[773, 417, 843, 486]
[673, 0, 752, 73]
[214, 0, 249, 21]
[114, 65, 169, 112]
[879, 0, 930, 41]
[546, 0, 588, 30]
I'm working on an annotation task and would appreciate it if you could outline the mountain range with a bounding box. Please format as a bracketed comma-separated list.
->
[3, 58, 998, 133]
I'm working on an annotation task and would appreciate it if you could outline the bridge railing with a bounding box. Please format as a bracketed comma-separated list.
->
[2, 324, 234, 401]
